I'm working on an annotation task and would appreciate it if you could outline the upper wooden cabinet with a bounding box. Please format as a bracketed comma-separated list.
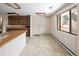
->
[8, 16, 30, 25]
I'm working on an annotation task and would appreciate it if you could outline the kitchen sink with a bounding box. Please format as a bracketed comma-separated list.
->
[0, 33, 8, 40]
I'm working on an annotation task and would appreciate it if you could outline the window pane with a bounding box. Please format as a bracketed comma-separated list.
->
[71, 7, 77, 34]
[60, 11, 70, 32]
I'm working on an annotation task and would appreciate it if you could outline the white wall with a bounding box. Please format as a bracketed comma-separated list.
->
[50, 4, 78, 55]
[76, 4, 79, 55]
[30, 14, 50, 37]
[0, 14, 8, 33]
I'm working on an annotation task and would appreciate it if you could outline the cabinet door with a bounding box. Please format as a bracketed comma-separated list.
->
[20, 19, 27, 25]
[8, 17, 20, 25]
[31, 16, 40, 35]
[8, 16, 30, 25]
[33, 20, 40, 35]
[0, 32, 26, 56]
[40, 17, 49, 34]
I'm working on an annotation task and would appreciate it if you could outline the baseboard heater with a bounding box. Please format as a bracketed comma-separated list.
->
[49, 34, 77, 56]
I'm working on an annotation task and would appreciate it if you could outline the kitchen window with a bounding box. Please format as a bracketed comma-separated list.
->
[57, 6, 77, 36]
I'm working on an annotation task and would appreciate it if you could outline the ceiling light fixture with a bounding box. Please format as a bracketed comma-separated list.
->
[5, 3, 21, 9]
[36, 12, 46, 15]
[49, 6, 53, 9]
[7, 12, 19, 16]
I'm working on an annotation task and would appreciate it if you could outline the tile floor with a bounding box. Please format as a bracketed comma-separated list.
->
[20, 35, 70, 56]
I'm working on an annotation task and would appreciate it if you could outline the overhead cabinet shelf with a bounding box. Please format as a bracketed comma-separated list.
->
[8, 16, 30, 25]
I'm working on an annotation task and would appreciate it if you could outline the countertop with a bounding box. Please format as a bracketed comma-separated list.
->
[0, 30, 27, 47]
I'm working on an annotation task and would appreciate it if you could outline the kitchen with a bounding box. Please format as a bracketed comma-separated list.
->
[0, 3, 79, 56]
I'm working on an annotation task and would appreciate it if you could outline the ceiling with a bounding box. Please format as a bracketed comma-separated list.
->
[0, 3, 65, 16]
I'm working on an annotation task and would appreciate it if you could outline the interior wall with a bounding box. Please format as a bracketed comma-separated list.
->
[2, 14, 8, 33]
[30, 14, 50, 37]
[49, 4, 78, 55]
[76, 4, 79, 55]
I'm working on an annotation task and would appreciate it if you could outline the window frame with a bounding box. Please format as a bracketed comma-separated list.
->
[57, 5, 77, 36]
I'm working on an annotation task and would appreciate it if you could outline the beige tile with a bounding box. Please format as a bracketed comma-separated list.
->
[20, 35, 70, 56]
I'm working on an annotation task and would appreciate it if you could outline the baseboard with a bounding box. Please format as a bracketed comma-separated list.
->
[49, 33, 77, 56]
[33, 33, 49, 36]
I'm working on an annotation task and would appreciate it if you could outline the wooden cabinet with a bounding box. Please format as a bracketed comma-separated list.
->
[8, 16, 30, 25]
[8, 16, 30, 37]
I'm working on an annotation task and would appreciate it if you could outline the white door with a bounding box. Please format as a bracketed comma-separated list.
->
[31, 14, 49, 36]
[31, 14, 40, 36]
[40, 18, 47, 34]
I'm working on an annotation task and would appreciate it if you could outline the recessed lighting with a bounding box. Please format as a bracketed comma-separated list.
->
[49, 6, 53, 9]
